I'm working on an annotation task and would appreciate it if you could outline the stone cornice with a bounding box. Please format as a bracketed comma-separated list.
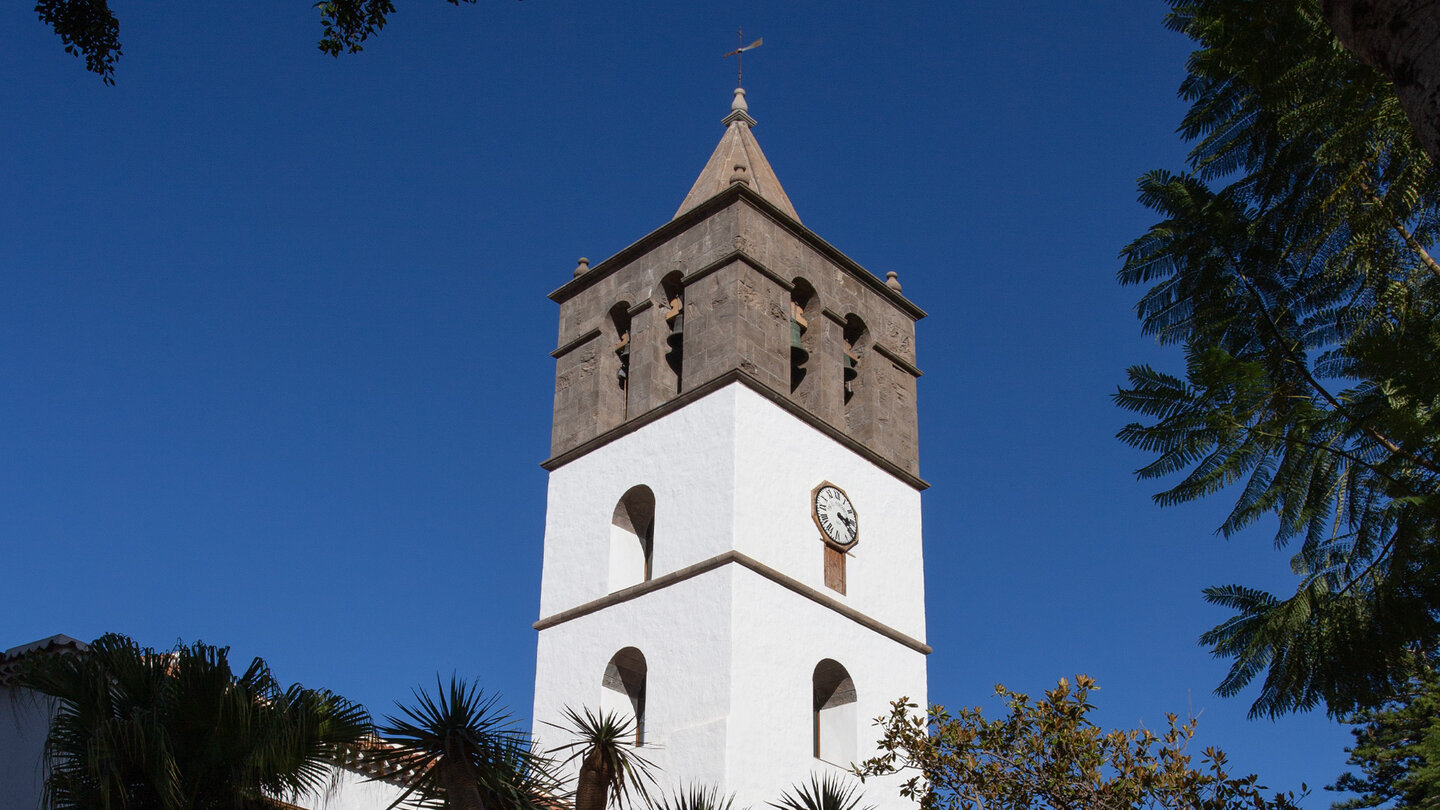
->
[736, 188, 928, 321]
[548, 190, 739, 303]
[549, 327, 601, 359]
[540, 372, 929, 491]
[872, 343, 923, 378]
[533, 549, 932, 655]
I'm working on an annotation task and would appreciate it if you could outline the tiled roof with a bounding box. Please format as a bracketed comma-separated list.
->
[0, 633, 88, 687]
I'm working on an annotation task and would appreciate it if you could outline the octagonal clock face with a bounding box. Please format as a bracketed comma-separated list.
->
[812, 482, 858, 550]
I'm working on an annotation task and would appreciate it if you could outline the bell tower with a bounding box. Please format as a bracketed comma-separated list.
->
[531, 87, 928, 808]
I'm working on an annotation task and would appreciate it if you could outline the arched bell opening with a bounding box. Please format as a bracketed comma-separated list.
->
[812, 658, 858, 766]
[602, 647, 648, 747]
[608, 485, 655, 592]
[659, 272, 685, 394]
[842, 314, 868, 411]
[789, 279, 818, 396]
[609, 302, 633, 418]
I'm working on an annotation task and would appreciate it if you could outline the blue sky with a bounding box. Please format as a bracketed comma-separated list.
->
[2, 0, 1359, 802]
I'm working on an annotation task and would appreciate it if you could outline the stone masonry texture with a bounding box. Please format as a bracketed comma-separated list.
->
[548, 187, 923, 477]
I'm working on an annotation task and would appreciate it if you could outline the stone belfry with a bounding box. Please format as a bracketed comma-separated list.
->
[531, 87, 928, 808]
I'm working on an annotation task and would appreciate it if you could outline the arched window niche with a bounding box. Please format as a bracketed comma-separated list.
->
[602, 647, 648, 746]
[608, 485, 655, 592]
[813, 659, 858, 766]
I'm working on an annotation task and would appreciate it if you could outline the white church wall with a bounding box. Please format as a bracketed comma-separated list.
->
[731, 385, 927, 639]
[1, 687, 50, 810]
[725, 571, 927, 810]
[539, 383, 927, 635]
[534, 382, 927, 808]
[538, 387, 741, 618]
[297, 766, 406, 810]
[532, 568, 735, 795]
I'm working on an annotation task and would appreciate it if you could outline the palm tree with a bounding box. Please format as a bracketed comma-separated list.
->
[378, 677, 557, 810]
[547, 706, 656, 810]
[769, 774, 874, 810]
[17, 632, 372, 809]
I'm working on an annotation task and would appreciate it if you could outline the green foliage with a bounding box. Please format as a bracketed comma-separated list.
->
[18, 632, 372, 810]
[770, 774, 874, 810]
[1329, 662, 1440, 808]
[378, 677, 556, 810]
[32, 1, 490, 82]
[1118, 0, 1440, 717]
[34, 0, 121, 84]
[856, 676, 1303, 810]
[547, 706, 657, 810]
[316, 0, 478, 57]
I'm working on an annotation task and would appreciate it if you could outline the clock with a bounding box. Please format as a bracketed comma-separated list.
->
[811, 482, 858, 550]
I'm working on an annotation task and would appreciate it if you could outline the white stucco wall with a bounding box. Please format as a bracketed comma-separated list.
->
[532, 569, 735, 790]
[537, 387, 739, 618]
[731, 386, 927, 640]
[727, 570, 926, 809]
[299, 766, 407, 810]
[532, 382, 928, 810]
[1, 687, 51, 810]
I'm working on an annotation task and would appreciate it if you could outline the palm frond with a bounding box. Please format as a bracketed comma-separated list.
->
[17, 632, 372, 809]
[649, 784, 740, 810]
[546, 705, 657, 810]
[379, 676, 555, 810]
[769, 774, 874, 810]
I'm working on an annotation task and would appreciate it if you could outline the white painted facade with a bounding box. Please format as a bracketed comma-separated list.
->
[301, 766, 407, 810]
[532, 383, 927, 809]
[1, 687, 51, 810]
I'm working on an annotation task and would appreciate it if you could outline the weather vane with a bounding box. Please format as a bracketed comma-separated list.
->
[722, 28, 762, 87]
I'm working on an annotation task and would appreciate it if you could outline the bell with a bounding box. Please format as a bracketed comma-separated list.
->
[666, 313, 684, 350]
[790, 319, 808, 365]
[614, 335, 631, 384]
[843, 352, 859, 383]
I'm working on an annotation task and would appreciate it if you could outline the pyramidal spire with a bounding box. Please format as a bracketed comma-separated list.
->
[674, 87, 800, 223]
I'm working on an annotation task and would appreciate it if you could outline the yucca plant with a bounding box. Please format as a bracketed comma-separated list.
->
[769, 774, 874, 810]
[379, 677, 557, 810]
[547, 706, 657, 810]
[648, 784, 739, 810]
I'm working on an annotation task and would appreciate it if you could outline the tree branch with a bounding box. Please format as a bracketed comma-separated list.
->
[1357, 176, 1440, 283]
[1230, 267, 1440, 477]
